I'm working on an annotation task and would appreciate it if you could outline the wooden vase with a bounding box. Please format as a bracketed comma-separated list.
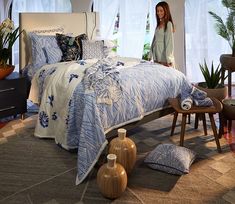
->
[0, 65, 14, 80]
[97, 154, 127, 199]
[109, 128, 137, 174]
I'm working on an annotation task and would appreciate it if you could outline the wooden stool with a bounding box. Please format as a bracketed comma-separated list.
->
[168, 97, 222, 153]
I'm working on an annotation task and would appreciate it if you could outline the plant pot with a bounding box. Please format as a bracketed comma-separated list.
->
[220, 54, 235, 70]
[109, 128, 137, 174]
[222, 99, 235, 120]
[0, 65, 14, 80]
[196, 82, 227, 101]
[220, 54, 235, 97]
[97, 154, 127, 199]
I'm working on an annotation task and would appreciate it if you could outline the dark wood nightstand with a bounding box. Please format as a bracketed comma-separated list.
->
[0, 73, 27, 119]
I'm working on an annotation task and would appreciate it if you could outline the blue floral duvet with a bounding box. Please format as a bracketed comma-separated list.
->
[29, 56, 191, 185]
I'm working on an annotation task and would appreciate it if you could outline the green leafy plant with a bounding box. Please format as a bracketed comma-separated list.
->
[208, 0, 235, 56]
[142, 42, 150, 60]
[199, 60, 223, 89]
[0, 18, 22, 67]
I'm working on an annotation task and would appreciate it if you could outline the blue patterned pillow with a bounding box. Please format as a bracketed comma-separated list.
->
[29, 33, 62, 65]
[82, 40, 104, 60]
[144, 144, 196, 175]
[44, 47, 62, 64]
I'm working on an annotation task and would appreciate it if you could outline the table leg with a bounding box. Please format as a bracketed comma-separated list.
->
[187, 114, 191, 124]
[194, 113, 199, 129]
[180, 114, 187, 146]
[218, 112, 225, 138]
[202, 113, 207, 135]
[228, 120, 232, 133]
[170, 112, 178, 136]
[228, 70, 231, 97]
[209, 113, 222, 153]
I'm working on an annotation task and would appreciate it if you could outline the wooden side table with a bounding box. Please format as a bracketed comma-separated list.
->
[168, 97, 222, 153]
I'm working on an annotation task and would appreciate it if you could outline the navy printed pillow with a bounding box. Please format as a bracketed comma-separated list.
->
[56, 33, 88, 61]
[144, 144, 196, 175]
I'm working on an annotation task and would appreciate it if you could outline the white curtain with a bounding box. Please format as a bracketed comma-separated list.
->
[93, 0, 119, 40]
[0, 0, 5, 23]
[149, 0, 159, 49]
[11, 0, 72, 71]
[185, 0, 230, 83]
[117, 0, 149, 58]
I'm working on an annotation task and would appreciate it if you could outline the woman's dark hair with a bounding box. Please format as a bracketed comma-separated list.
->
[155, 1, 174, 32]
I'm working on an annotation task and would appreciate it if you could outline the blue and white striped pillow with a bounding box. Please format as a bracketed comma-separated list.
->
[44, 47, 62, 64]
[144, 144, 196, 175]
[29, 33, 62, 65]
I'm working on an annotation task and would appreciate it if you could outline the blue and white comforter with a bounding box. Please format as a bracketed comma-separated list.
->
[29, 56, 191, 185]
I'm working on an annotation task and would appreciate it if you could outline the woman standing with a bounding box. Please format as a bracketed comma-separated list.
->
[149, 1, 175, 67]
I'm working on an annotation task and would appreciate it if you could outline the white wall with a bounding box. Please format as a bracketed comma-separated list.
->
[70, 0, 92, 12]
[166, 0, 185, 73]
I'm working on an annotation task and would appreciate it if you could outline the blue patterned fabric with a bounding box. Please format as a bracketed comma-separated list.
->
[44, 46, 62, 64]
[180, 85, 214, 109]
[180, 91, 193, 110]
[27, 33, 62, 79]
[32, 57, 191, 185]
[30, 33, 62, 65]
[83, 58, 122, 104]
[144, 144, 196, 175]
[194, 97, 213, 107]
[191, 86, 207, 100]
[82, 40, 104, 60]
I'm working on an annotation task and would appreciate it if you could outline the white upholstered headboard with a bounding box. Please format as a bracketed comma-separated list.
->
[19, 12, 99, 70]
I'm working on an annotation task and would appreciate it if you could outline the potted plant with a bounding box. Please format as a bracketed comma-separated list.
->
[197, 60, 227, 101]
[209, 0, 235, 96]
[0, 18, 22, 79]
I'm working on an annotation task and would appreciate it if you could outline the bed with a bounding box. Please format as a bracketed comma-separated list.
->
[19, 12, 191, 185]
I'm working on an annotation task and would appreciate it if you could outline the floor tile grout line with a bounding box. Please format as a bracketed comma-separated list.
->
[80, 169, 97, 202]
[27, 194, 33, 204]
[79, 176, 90, 202]
[0, 167, 77, 202]
[127, 187, 145, 204]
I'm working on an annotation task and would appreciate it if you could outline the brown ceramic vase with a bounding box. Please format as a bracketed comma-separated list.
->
[97, 154, 127, 199]
[109, 128, 137, 174]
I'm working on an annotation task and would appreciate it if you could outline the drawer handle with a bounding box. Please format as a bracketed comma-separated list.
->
[0, 106, 16, 112]
[0, 87, 15, 93]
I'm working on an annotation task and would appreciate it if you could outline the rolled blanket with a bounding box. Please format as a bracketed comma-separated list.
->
[194, 97, 213, 107]
[180, 92, 193, 110]
[191, 86, 207, 100]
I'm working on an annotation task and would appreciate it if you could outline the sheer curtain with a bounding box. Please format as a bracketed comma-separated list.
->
[117, 0, 149, 58]
[93, 0, 119, 40]
[149, 0, 159, 50]
[11, 0, 72, 71]
[0, 0, 5, 23]
[185, 0, 230, 83]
